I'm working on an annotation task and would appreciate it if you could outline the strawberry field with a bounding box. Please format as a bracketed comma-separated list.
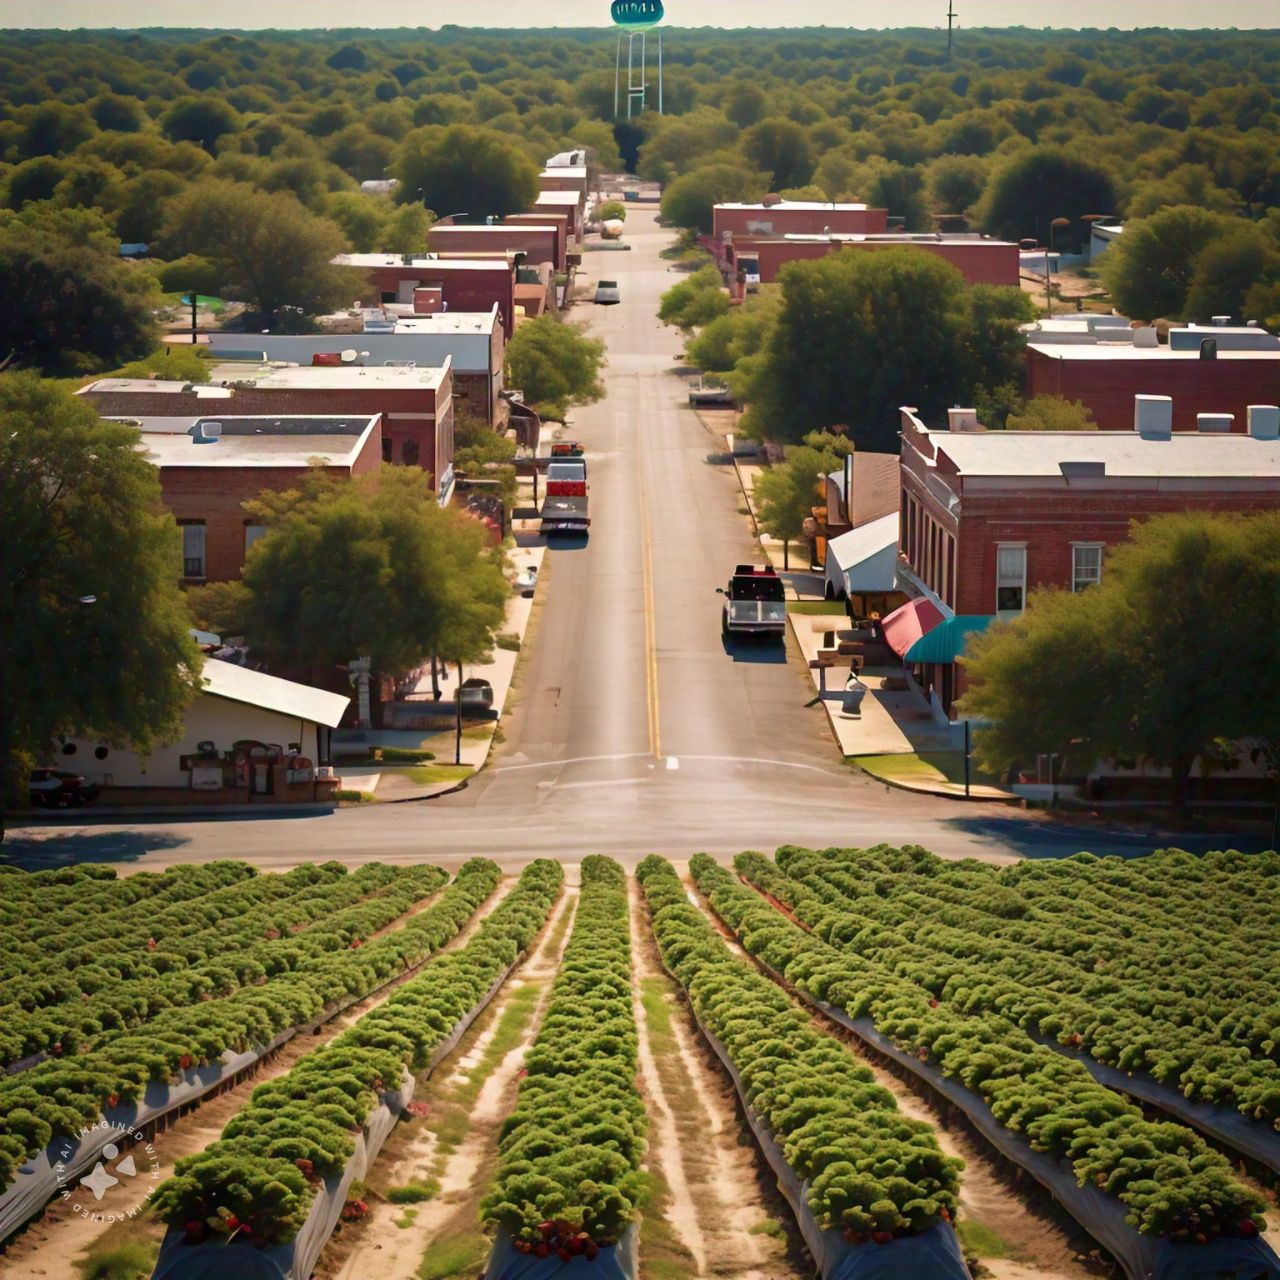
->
[0, 848, 1277, 1280]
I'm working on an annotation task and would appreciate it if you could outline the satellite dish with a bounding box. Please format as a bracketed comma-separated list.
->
[340, 348, 358, 363]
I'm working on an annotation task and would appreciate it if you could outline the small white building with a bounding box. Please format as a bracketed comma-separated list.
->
[824, 512, 900, 601]
[59, 660, 349, 794]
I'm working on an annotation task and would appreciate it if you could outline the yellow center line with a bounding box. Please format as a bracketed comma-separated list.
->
[637, 478, 661, 760]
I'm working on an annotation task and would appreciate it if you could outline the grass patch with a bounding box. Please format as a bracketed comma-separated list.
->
[957, 1217, 1011, 1260]
[640, 976, 674, 1041]
[495, 632, 521, 652]
[852, 752, 1002, 788]
[387, 1178, 440, 1204]
[391, 764, 473, 786]
[748, 1218, 787, 1239]
[418, 1232, 490, 1279]
[636, 1165, 697, 1280]
[429, 982, 543, 1155]
[787, 600, 846, 616]
[77, 1242, 159, 1280]
[394, 1206, 418, 1229]
[461, 724, 495, 740]
[334, 789, 374, 803]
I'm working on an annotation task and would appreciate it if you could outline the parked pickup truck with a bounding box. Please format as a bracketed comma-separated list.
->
[688, 379, 736, 409]
[541, 458, 590, 537]
[717, 564, 786, 641]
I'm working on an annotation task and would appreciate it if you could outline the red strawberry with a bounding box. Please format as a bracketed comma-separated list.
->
[872, 1231, 893, 1244]
[534, 1242, 550, 1259]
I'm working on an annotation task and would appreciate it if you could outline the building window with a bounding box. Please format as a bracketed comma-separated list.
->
[995, 544, 1026, 616]
[1072, 544, 1103, 592]
[180, 521, 206, 579]
[402, 438, 420, 467]
[382, 437, 393, 463]
[244, 524, 266, 555]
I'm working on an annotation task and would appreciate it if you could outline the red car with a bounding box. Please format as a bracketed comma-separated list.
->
[29, 769, 100, 808]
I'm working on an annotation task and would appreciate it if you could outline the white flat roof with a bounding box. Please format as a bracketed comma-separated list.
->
[926, 429, 1280, 479]
[717, 201, 871, 212]
[783, 232, 1016, 247]
[135, 417, 376, 469]
[540, 165, 587, 179]
[202, 658, 349, 728]
[535, 191, 582, 205]
[431, 224, 557, 235]
[205, 363, 449, 391]
[81, 378, 234, 397]
[1027, 343, 1280, 361]
[332, 254, 512, 272]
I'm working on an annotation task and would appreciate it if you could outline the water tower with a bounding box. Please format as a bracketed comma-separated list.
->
[612, 0, 664, 119]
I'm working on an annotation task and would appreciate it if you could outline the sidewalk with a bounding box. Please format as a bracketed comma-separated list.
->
[788, 613, 1018, 803]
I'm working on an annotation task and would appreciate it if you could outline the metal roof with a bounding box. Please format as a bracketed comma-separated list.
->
[827, 513, 899, 591]
[201, 658, 350, 727]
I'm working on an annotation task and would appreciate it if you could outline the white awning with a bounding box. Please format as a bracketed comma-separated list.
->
[826, 512, 899, 594]
[201, 659, 350, 728]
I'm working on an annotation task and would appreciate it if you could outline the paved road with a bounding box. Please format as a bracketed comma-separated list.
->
[3, 210, 1256, 874]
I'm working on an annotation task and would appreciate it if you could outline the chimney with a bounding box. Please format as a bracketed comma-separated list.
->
[843, 452, 854, 524]
[1248, 405, 1280, 440]
[1196, 413, 1233, 433]
[947, 407, 980, 432]
[1199, 338, 1218, 360]
[1135, 394, 1173, 440]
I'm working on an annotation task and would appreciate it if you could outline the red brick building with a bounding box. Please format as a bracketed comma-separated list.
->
[896, 401, 1280, 716]
[534, 190, 583, 245]
[81, 363, 454, 492]
[129, 416, 382, 584]
[504, 213, 569, 272]
[1025, 343, 1280, 432]
[712, 201, 889, 241]
[427, 224, 561, 272]
[539, 165, 588, 200]
[333, 254, 517, 338]
[749, 234, 1020, 287]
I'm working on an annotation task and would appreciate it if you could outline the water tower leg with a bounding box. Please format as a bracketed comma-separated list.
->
[657, 28, 663, 113]
[614, 34, 622, 118]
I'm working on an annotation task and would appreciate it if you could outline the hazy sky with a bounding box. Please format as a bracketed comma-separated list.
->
[6, 0, 1278, 29]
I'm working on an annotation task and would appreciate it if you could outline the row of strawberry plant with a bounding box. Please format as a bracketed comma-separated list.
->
[481, 855, 646, 1263]
[771, 846, 1280, 1125]
[722, 852, 1267, 1244]
[787, 846, 1277, 1065]
[0, 858, 500, 1195]
[0, 862, 449, 1068]
[153, 858, 563, 1249]
[638, 855, 962, 1245]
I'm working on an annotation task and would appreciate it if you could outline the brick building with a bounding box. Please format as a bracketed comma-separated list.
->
[332, 254, 517, 338]
[534, 190, 583, 244]
[750, 233, 1020, 287]
[712, 200, 889, 241]
[124, 416, 382, 585]
[1025, 340, 1280, 432]
[206, 309, 504, 425]
[539, 164, 588, 199]
[504, 213, 569, 272]
[82, 363, 454, 492]
[427, 223, 561, 271]
[895, 400, 1280, 717]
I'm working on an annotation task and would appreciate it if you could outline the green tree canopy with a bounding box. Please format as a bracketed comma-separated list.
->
[741, 118, 816, 192]
[742, 249, 1030, 450]
[240, 467, 508, 676]
[596, 200, 627, 223]
[0, 374, 201, 810]
[658, 264, 730, 332]
[160, 178, 353, 322]
[0, 224, 155, 374]
[504, 315, 605, 419]
[959, 511, 1280, 809]
[394, 124, 539, 220]
[1005, 395, 1097, 430]
[981, 147, 1117, 250]
[161, 96, 242, 153]
[752, 431, 854, 569]
[659, 162, 768, 235]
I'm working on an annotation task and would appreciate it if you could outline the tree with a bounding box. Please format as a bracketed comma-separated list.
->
[596, 200, 627, 223]
[961, 512, 1280, 810]
[240, 467, 507, 678]
[504, 315, 605, 419]
[926, 155, 989, 215]
[741, 118, 816, 192]
[394, 125, 539, 220]
[981, 148, 1117, 250]
[160, 178, 353, 323]
[865, 162, 930, 231]
[0, 375, 201, 815]
[687, 287, 780, 378]
[91, 93, 145, 134]
[659, 163, 768, 235]
[742, 249, 1026, 451]
[161, 97, 242, 153]
[1183, 223, 1280, 324]
[658, 264, 730, 332]
[753, 432, 853, 569]
[1005, 396, 1096, 430]
[185, 580, 251, 636]
[0, 225, 155, 373]
[1101, 205, 1235, 321]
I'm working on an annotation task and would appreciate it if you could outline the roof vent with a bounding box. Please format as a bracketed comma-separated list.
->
[190, 421, 221, 445]
[1132, 326, 1159, 348]
[1212, 315, 1231, 327]
[1196, 413, 1233, 433]
[1059, 460, 1106, 480]
[1199, 338, 1218, 360]
[1135, 394, 1172, 441]
[947, 407, 980, 432]
[1247, 405, 1280, 440]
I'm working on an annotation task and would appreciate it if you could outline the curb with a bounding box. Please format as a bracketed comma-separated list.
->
[848, 757, 1022, 805]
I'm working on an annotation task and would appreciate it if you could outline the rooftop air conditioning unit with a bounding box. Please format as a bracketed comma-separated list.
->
[190, 421, 222, 445]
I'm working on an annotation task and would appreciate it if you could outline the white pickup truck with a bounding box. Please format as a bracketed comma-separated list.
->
[717, 564, 786, 641]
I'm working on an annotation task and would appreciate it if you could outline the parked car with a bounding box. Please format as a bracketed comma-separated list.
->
[688, 379, 736, 409]
[458, 677, 494, 710]
[29, 768, 100, 808]
[514, 564, 539, 595]
[595, 280, 621, 305]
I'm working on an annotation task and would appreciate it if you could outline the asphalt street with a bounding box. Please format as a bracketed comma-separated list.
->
[2, 210, 1258, 873]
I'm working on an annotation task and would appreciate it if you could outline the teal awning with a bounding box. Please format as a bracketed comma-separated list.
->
[904, 615, 994, 665]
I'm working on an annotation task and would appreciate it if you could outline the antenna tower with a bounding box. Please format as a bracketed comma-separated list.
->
[946, 0, 957, 57]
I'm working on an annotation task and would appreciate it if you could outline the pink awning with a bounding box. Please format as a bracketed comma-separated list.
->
[880, 597, 945, 660]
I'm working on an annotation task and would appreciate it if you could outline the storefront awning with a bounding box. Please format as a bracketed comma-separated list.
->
[904, 615, 995, 665]
[880, 597, 945, 659]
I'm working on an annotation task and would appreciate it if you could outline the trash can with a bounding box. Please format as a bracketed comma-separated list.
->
[840, 675, 868, 718]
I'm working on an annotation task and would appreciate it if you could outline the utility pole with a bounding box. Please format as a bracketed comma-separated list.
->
[946, 0, 956, 57]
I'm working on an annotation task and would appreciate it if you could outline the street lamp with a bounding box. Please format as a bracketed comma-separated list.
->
[1045, 216, 1071, 317]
